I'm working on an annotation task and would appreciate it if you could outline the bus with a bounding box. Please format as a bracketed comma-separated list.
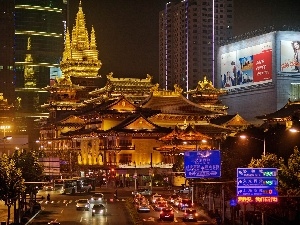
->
[54, 178, 95, 194]
[76, 177, 96, 192]
[54, 179, 77, 194]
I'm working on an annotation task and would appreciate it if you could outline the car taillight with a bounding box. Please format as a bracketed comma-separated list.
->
[195, 213, 199, 216]
[184, 213, 187, 216]
[170, 211, 174, 214]
[160, 211, 163, 214]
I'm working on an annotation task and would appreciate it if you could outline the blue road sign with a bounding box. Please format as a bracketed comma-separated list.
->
[237, 168, 278, 197]
[184, 150, 221, 178]
[237, 187, 278, 196]
[237, 178, 278, 187]
[237, 168, 277, 178]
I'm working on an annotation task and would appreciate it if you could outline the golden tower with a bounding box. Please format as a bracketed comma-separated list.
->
[60, 1, 102, 79]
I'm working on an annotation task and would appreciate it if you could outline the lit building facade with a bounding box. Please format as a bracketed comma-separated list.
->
[158, 0, 233, 92]
[216, 30, 300, 122]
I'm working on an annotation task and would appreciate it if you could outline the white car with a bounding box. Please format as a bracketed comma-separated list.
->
[137, 203, 151, 212]
[90, 193, 104, 202]
[76, 199, 90, 211]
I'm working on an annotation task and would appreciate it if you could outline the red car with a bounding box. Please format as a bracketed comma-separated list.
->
[160, 207, 174, 221]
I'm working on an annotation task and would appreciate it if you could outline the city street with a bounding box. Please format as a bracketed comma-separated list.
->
[0, 187, 216, 225]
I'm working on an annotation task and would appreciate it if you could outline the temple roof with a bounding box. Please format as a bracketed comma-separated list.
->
[256, 100, 300, 121]
[141, 89, 224, 117]
[210, 114, 250, 128]
[88, 73, 154, 104]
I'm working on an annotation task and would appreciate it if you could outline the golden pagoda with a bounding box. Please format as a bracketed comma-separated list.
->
[60, 1, 101, 80]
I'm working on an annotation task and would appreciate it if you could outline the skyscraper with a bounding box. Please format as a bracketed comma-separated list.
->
[159, 0, 233, 92]
[0, 0, 67, 106]
[0, 0, 15, 104]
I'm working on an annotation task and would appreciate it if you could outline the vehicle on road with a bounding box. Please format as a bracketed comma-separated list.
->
[177, 187, 191, 194]
[76, 199, 90, 211]
[183, 208, 198, 221]
[43, 184, 54, 191]
[92, 204, 106, 216]
[132, 188, 152, 196]
[178, 198, 193, 211]
[151, 193, 162, 203]
[137, 203, 151, 213]
[160, 208, 174, 221]
[168, 194, 179, 204]
[48, 221, 60, 225]
[90, 192, 104, 202]
[154, 201, 168, 211]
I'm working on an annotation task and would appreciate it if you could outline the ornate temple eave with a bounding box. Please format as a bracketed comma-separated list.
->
[149, 113, 219, 122]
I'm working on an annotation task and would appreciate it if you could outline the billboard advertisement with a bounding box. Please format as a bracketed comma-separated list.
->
[281, 40, 300, 73]
[220, 42, 272, 89]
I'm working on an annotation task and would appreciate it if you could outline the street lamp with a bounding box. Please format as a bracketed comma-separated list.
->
[240, 135, 266, 156]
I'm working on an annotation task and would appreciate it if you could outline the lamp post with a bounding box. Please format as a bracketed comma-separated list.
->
[240, 135, 266, 156]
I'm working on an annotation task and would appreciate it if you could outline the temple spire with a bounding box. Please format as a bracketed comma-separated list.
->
[90, 26, 97, 50]
[60, 1, 101, 78]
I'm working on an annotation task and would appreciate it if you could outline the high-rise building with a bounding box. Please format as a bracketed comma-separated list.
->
[0, 0, 67, 106]
[159, 0, 233, 92]
[0, 0, 15, 104]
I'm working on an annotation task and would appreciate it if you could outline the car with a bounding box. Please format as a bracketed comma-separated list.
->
[178, 187, 191, 194]
[160, 207, 174, 221]
[183, 208, 198, 221]
[132, 188, 152, 196]
[168, 194, 179, 204]
[178, 199, 193, 211]
[92, 204, 106, 216]
[154, 202, 168, 211]
[76, 199, 90, 211]
[151, 193, 162, 203]
[137, 203, 151, 213]
[43, 185, 54, 191]
[48, 221, 60, 225]
[90, 193, 104, 202]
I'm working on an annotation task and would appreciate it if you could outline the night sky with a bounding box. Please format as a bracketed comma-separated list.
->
[69, 0, 300, 83]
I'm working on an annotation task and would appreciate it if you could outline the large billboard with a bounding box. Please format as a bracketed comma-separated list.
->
[220, 42, 272, 89]
[281, 40, 300, 73]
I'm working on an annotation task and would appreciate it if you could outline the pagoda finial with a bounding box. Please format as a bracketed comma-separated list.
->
[90, 26, 97, 50]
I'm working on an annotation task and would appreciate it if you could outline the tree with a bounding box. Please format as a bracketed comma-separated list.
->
[280, 146, 300, 196]
[0, 154, 25, 225]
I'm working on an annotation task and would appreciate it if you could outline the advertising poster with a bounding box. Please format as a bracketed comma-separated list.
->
[220, 42, 272, 89]
[281, 40, 300, 73]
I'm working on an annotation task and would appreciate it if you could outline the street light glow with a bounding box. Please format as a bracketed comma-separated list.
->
[239, 135, 266, 156]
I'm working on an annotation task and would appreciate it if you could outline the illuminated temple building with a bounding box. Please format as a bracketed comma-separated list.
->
[39, 2, 246, 180]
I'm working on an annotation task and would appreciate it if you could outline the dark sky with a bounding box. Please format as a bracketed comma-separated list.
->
[69, 0, 300, 83]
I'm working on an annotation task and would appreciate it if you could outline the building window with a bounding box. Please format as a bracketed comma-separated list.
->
[291, 83, 300, 101]
[119, 154, 132, 164]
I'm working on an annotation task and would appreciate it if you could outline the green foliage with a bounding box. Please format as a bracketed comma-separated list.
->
[0, 154, 25, 205]
[11, 150, 44, 182]
[280, 146, 300, 195]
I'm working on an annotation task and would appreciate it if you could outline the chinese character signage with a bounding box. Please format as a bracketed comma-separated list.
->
[237, 168, 278, 201]
[184, 150, 221, 178]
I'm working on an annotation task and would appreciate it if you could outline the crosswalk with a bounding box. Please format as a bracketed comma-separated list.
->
[36, 198, 126, 206]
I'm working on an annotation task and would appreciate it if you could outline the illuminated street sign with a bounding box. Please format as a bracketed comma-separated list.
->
[184, 150, 221, 178]
[237, 168, 278, 200]
[237, 196, 278, 203]
[237, 168, 277, 177]
[237, 178, 278, 187]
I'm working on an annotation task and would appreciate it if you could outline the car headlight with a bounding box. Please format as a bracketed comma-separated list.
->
[100, 210, 103, 213]
[92, 210, 95, 212]
[85, 204, 88, 207]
